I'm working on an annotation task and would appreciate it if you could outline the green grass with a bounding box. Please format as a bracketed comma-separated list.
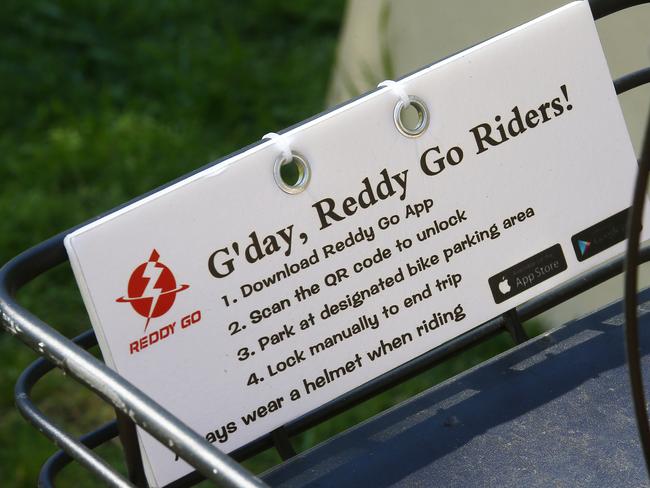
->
[0, 2, 544, 486]
[0, 2, 345, 485]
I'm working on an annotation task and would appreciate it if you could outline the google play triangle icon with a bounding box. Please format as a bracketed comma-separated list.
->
[572, 209, 628, 262]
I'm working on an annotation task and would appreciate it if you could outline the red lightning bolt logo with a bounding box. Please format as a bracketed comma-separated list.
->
[116, 250, 189, 330]
[140, 252, 165, 330]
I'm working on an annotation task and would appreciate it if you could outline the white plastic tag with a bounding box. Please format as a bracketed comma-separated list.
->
[65, 2, 648, 485]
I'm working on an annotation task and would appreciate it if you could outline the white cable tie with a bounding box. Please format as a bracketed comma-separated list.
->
[378, 80, 411, 107]
[262, 132, 293, 162]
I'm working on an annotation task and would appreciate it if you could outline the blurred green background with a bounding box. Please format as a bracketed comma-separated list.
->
[0, 2, 539, 486]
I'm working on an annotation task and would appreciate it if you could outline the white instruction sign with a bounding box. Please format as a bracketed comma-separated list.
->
[65, 2, 648, 486]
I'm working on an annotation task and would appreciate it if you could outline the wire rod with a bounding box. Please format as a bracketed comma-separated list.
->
[624, 106, 650, 476]
[615, 67, 650, 95]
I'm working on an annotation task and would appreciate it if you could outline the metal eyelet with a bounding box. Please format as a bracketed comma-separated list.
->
[393, 96, 429, 137]
[273, 152, 311, 194]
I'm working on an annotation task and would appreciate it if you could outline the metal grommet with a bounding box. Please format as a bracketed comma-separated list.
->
[393, 95, 429, 137]
[273, 152, 311, 194]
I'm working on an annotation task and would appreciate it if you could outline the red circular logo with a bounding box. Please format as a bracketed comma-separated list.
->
[116, 250, 189, 330]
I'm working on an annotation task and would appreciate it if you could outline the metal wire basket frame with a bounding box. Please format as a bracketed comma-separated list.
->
[2, 1, 650, 486]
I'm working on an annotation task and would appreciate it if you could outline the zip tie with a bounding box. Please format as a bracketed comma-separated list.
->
[378, 80, 411, 107]
[262, 132, 293, 163]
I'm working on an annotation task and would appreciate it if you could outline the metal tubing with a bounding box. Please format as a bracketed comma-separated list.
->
[14, 331, 131, 487]
[16, 390, 131, 488]
[270, 427, 297, 461]
[615, 68, 650, 95]
[0, 240, 268, 488]
[589, 0, 650, 20]
[39, 421, 120, 488]
[623, 108, 650, 475]
[502, 309, 529, 345]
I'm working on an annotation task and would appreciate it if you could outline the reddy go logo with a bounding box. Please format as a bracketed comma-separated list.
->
[116, 249, 189, 330]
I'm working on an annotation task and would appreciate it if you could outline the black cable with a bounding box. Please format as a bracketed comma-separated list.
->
[624, 104, 650, 477]
[589, 0, 650, 20]
[615, 67, 650, 95]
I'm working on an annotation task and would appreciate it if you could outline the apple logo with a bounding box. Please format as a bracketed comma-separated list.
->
[498, 276, 511, 295]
